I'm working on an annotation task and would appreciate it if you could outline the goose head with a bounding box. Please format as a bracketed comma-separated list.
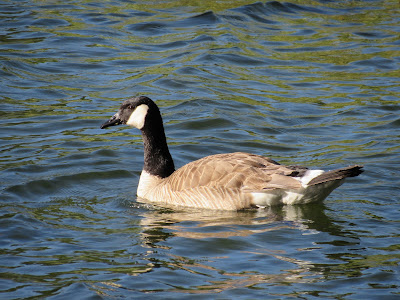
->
[101, 96, 160, 130]
[101, 96, 175, 178]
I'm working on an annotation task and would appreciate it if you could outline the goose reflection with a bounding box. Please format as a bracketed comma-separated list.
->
[90, 202, 363, 296]
[117, 202, 344, 294]
[136, 202, 338, 242]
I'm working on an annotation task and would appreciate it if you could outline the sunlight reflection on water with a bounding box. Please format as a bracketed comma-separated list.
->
[0, 0, 399, 298]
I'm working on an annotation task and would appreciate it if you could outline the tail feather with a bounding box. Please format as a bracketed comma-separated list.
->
[308, 165, 363, 186]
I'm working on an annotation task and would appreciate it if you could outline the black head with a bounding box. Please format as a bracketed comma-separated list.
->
[100, 96, 160, 130]
[100, 96, 175, 177]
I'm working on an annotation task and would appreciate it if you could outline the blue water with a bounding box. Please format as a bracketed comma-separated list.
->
[1, 0, 399, 298]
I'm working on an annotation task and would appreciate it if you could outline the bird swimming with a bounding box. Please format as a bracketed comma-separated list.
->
[101, 96, 363, 210]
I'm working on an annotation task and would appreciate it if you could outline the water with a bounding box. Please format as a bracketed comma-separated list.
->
[1, 0, 399, 298]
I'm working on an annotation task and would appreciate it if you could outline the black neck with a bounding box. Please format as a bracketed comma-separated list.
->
[141, 121, 175, 178]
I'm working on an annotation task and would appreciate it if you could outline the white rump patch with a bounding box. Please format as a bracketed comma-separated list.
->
[127, 104, 149, 129]
[252, 191, 283, 206]
[296, 169, 324, 186]
[250, 169, 342, 206]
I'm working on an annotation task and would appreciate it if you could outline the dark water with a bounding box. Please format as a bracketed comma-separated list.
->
[1, 0, 399, 298]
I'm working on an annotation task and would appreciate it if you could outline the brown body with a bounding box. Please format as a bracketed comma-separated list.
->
[137, 152, 363, 210]
[101, 96, 364, 210]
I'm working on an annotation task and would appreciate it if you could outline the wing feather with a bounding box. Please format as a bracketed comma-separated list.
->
[163, 152, 302, 193]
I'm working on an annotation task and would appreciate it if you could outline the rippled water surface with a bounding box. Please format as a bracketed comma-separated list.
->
[1, 0, 400, 298]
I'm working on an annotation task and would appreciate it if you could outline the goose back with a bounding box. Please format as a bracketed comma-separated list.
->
[138, 152, 311, 210]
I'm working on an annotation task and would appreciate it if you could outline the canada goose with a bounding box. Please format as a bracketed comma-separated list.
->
[101, 96, 363, 210]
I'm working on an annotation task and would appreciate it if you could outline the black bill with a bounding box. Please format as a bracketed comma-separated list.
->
[100, 113, 122, 129]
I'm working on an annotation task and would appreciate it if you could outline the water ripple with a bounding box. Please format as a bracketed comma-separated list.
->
[1, 0, 400, 298]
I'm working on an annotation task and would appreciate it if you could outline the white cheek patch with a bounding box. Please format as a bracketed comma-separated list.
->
[126, 104, 149, 129]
